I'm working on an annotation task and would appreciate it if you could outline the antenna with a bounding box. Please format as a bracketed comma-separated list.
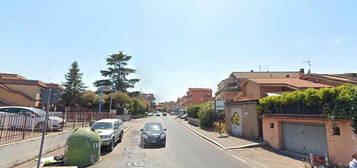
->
[258, 65, 270, 72]
[303, 59, 312, 73]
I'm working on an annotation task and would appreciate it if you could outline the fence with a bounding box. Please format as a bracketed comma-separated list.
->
[0, 111, 115, 145]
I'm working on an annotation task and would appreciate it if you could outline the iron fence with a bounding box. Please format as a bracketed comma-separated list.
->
[0, 111, 115, 144]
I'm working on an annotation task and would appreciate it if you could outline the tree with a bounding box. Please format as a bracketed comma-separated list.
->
[62, 61, 86, 107]
[94, 51, 139, 92]
[79, 91, 99, 108]
[198, 102, 216, 128]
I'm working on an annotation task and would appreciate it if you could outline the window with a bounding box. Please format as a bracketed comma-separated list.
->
[18, 109, 34, 116]
[2, 108, 19, 113]
[332, 127, 341, 136]
[270, 123, 274, 128]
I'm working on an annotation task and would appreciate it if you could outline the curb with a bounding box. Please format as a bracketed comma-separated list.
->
[176, 120, 261, 150]
[124, 126, 132, 133]
[177, 120, 225, 149]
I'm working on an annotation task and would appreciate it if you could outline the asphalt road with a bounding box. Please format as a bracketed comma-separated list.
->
[91, 115, 252, 168]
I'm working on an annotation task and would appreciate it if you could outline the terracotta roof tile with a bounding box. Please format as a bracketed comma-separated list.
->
[248, 78, 331, 88]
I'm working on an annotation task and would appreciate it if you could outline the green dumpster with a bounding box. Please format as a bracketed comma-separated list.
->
[64, 127, 101, 167]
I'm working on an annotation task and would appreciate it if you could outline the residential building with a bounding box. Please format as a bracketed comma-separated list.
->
[0, 73, 63, 108]
[177, 88, 214, 111]
[186, 88, 213, 106]
[263, 110, 356, 165]
[215, 77, 239, 101]
[156, 101, 176, 111]
[216, 69, 304, 102]
[225, 77, 331, 139]
[302, 73, 357, 86]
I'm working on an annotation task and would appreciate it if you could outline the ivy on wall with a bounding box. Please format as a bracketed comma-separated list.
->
[257, 85, 357, 134]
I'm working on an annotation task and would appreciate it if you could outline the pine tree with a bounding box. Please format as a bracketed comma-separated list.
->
[94, 51, 139, 92]
[62, 61, 86, 107]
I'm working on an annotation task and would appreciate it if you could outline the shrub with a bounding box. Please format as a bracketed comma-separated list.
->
[198, 102, 216, 128]
[257, 84, 357, 133]
[187, 104, 202, 118]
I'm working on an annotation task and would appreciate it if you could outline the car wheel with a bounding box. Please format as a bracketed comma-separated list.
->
[36, 122, 46, 131]
[107, 139, 114, 152]
[119, 131, 123, 142]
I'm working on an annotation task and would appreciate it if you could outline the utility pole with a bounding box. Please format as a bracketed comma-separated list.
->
[98, 89, 103, 117]
[109, 81, 114, 113]
[36, 88, 52, 168]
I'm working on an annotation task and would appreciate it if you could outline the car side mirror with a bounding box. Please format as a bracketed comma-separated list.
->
[164, 128, 167, 131]
[115, 126, 119, 130]
[140, 129, 143, 131]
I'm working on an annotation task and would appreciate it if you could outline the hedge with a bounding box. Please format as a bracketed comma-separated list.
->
[257, 85, 357, 134]
[187, 104, 202, 118]
[198, 102, 216, 128]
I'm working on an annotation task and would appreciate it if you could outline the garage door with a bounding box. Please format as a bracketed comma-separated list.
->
[282, 122, 328, 156]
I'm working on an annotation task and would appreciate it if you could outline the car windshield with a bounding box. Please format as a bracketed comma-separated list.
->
[91, 122, 113, 130]
[143, 123, 163, 131]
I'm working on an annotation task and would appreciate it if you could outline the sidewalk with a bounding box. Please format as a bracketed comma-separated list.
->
[175, 118, 306, 168]
[13, 123, 135, 168]
[175, 118, 260, 150]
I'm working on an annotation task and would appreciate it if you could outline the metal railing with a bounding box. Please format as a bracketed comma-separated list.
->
[0, 112, 115, 144]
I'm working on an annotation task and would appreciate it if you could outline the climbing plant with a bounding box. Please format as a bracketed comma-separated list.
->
[257, 85, 357, 134]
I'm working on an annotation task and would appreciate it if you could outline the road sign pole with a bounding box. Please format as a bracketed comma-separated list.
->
[36, 88, 52, 168]
[97, 89, 103, 119]
[109, 87, 113, 112]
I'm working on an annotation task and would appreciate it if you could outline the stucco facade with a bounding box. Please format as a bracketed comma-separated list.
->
[225, 100, 260, 139]
[0, 73, 63, 108]
[262, 116, 357, 165]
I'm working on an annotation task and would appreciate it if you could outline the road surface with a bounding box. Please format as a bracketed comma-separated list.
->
[91, 115, 252, 168]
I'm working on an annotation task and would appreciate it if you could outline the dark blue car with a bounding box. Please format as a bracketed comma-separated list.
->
[141, 122, 167, 147]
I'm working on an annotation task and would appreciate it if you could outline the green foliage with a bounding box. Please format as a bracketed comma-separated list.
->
[79, 91, 99, 108]
[62, 61, 86, 107]
[198, 102, 216, 128]
[187, 104, 202, 118]
[110, 91, 132, 109]
[94, 51, 140, 92]
[257, 85, 357, 133]
[79, 91, 147, 114]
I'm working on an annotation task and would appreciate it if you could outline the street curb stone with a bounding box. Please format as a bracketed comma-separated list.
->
[175, 119, 261, 150]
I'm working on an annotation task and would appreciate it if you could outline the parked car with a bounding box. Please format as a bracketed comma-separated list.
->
[140, 122, 167, 147]
[91, 119, 124, 152]
[0, 106, 63, 131]
[179, 113, 188, 120]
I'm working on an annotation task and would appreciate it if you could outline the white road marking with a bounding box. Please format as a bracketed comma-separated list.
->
[232, 155, 248, 164]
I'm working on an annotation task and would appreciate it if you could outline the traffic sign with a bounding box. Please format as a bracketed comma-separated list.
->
[41, 88, 61, 104]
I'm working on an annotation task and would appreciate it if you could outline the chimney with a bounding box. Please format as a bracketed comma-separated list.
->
[298, 68, 305, 78]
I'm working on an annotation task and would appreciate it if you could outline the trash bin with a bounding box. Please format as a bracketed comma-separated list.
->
[64, 127, 101, 167]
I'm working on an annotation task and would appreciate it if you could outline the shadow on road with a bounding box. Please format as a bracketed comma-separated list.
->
[100, 140, 122, 156]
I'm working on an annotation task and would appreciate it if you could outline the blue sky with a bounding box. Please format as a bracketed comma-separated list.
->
[0, 0, 356, 102]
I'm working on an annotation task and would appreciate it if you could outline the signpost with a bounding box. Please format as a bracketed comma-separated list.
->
[97, 86, 111, 119]
[36, 88, 60, 168]
[212, 100, 225, 138]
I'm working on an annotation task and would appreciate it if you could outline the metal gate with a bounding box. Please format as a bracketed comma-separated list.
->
[282, 122, 328, 156]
